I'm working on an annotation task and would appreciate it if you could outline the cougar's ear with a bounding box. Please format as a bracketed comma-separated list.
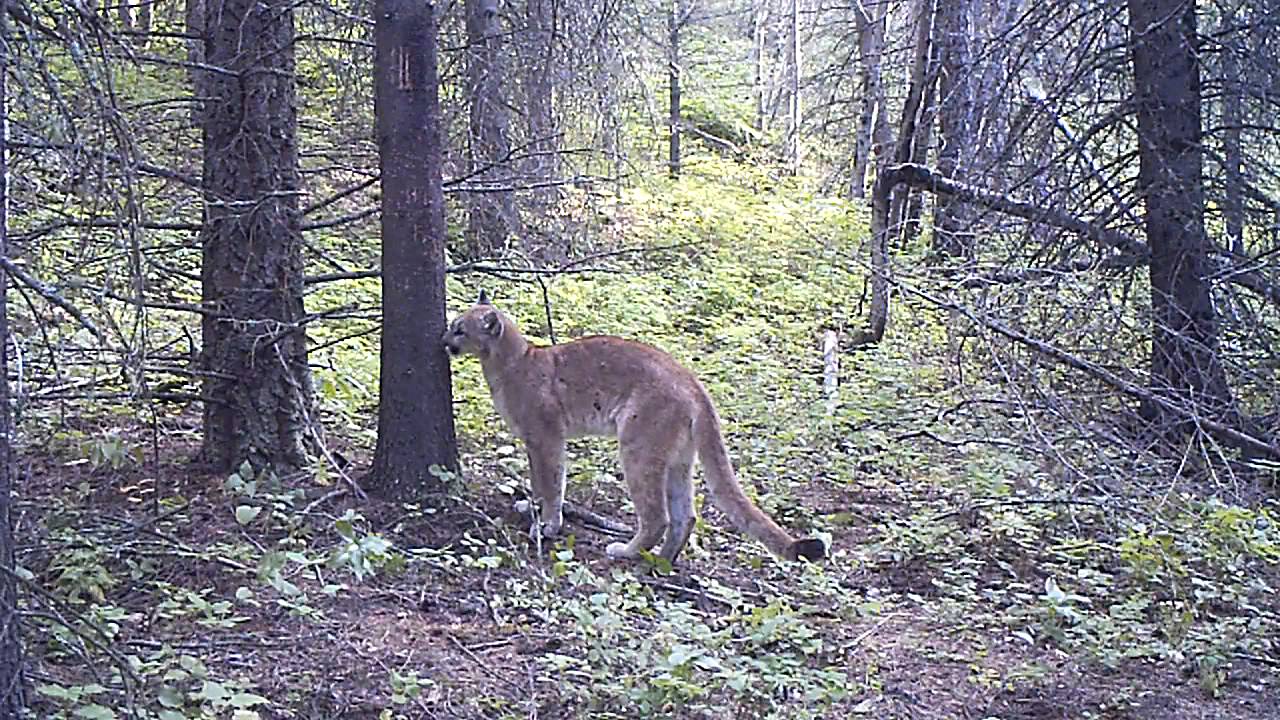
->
[481, 310, 503, 337]
[477, 289, 491, 305]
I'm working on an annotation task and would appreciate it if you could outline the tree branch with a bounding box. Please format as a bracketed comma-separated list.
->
[891, 162, 1280, 310]
[0, 257, 103, 340]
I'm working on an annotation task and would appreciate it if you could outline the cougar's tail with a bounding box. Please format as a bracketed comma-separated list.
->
[693, 393, 826, 562]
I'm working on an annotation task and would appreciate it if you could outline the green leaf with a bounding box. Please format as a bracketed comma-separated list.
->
[197, 680, 229, 703]
[157, 685, 184, 708]
[235, 505, 262, 525]
[229, 692, 269, 708]
[179, 655, 208, 678]
[72, 705, 117, 720]
[334, 519, 355, 541]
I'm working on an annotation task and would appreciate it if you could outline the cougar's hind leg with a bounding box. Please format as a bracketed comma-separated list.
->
[657, 442, 696, 563]
[606, 431, 671, 560]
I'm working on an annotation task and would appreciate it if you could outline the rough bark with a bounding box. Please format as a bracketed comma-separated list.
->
[369, 0, 459, 498]
[1129, 0, 1233, 417]
[931, 0, 974, 258]
[850, 1, 887, 199]
[0, 15, 27, 711]
[464, 0, 517, 259]
[199, 0, 313, 473]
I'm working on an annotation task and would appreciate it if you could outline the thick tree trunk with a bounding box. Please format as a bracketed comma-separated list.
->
[1128, 0, 1233, 418]
[369, 0, 459, 498]
[850, 2, 887, 199]
[932, 0, 974, 258]
[668, 0, 682, 178]
[0, 18, 27, 711]
[200, 0, 313, 473]
[464, 0, 516, 259]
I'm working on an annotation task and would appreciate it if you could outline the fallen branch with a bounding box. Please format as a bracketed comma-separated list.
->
[899, 277, 1280, 460]
[890, 162, 1280, 310]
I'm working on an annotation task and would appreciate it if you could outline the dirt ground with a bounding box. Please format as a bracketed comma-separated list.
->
[18, 424, 1280, 720]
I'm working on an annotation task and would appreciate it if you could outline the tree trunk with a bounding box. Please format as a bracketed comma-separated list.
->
[668, 0, 682, 178]
[888, 0, 937, 245]
[751, 0, 768, 136]
[0, 16, 27, 711]
[199, 0, 313, 473]
[369, 0, 459, 498]
[524, 0, 558, 208]
[850, 2, 887, 199]
[1128, 0, 1233, 418]
[932, 0, 974, 259]
[1221, 28, 1244, 256]
[464, 0, 516, 259]
[185, 0, 205, 124]
[784, 0, 801, 173]
[900, 17, 940, 247]
[853, 165, 897, 347]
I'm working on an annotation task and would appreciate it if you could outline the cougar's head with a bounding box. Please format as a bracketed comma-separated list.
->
[442, 303, 505, 359]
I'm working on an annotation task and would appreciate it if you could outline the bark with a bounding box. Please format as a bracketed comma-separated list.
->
[752, 0, 768, 136]
[199, 0, 313, 473]
[784, 0, 801, 173]
[850, 1, 887, 199]
[369, 0, 459, 498]
[1128, 0, 1233, 418]
[888, 0, 937, 245]
[1221, 31, 1244, 255]
[0, 15, 27, 711]
[931, 0, 974, 258]
[465, 0, 516, 259]
[524, 0, 558, 208]
[186, 0, 204, 123]
[852, 165, 896, 346]
[668, 0, 682, 178]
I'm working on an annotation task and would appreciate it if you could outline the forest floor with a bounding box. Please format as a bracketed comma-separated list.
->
[20, 409, 1278, 720]
[18, 165, 1280, 719]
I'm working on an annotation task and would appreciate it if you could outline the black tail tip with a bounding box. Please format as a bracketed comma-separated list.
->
[791, 537, 827, 562]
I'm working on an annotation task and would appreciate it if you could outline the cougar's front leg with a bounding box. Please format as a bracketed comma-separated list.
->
[524, 435, 567, 539]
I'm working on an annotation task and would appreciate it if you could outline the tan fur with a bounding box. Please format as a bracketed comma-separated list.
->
[443, 300, 826, 564]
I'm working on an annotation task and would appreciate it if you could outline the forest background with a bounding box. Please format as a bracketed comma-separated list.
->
[0, 0, 1277, 718]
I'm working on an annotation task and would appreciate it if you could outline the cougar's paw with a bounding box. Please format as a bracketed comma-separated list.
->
[605, 542, 632, 559]
[528, 520, 562, 541]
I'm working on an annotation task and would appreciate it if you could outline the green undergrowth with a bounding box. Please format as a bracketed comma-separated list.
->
[24, 158, 1279, 718]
